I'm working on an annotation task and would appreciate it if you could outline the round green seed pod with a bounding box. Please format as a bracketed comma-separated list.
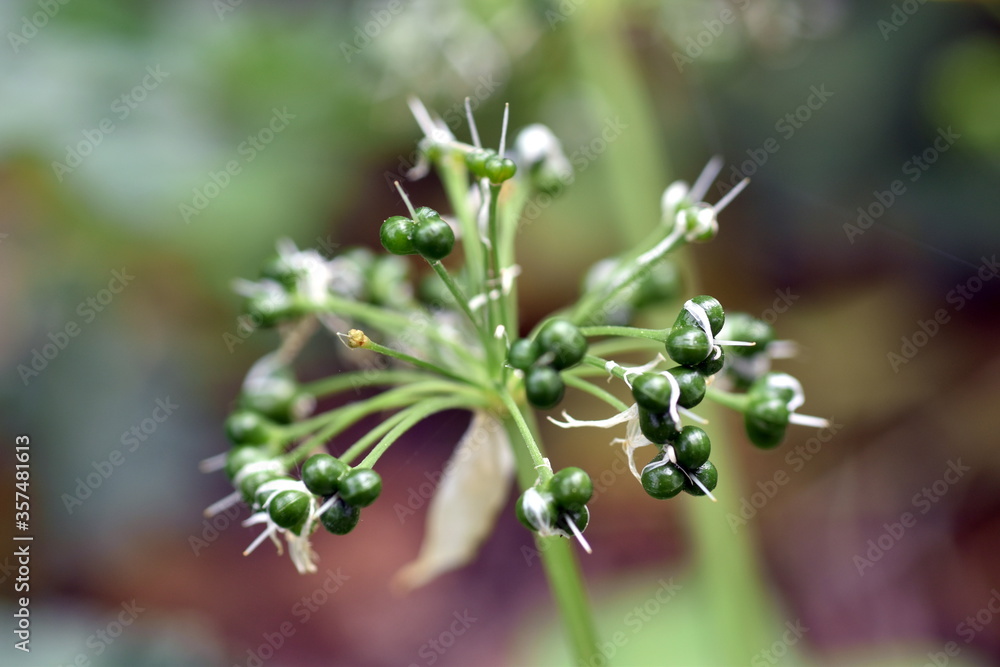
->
[666, 366, 707, 408]
[641, 461, 686, 499]
[673, 426, 711, 470]
[301, 454, 350, 497]
[320, 497, 361, 535]
[524, 366, 565, 410]
[516, 488, 557, 532]
[673, 295, 724, 335]
[631, 260, 681, 310]
[239, 375, 301, 424]
[240, 470, 282, 505]
[536, 319, 587, 370]
[666, 326, 712, 366]
[225, 410, 274, 446]
[550, 467, 593, 512]
[379, 216, 417, 255]
[267, 490, 311, 530]
[631, 372, 674, 413]
[225, 446, 271, 481]
[485, 155, 517, 184]
[338, 468, 382, 507]
[638, 406, 678, 444]
[694, 346, 725, 377]
[745, 397, 790, 449]
[722, 313, 774, 358]
[465, 149, 494, 178]
[412, 215, 455, 261]
[559, 506, 590, 534]
[683, 461, 718, 496]
[508, 338, 541, 371]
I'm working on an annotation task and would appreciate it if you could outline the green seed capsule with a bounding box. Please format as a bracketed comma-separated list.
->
[559, 506, 590, 534]
[320, 497, 361, 535]
[268, 490, 311, 530]
[225, 446, 270, 480]
[239, 375, 301, 424]
[485, 155, 517, 184]
[673, 426, 711, 469]
[465, 149, 494, 179]
[508, 338, 541, 371]
[225, 410, 274, 446]
[673, 295, 725, 336]
[240, 470, 282, 505]
[550, 467, 593, 512]
[536, 319, 587, 370]
[638, 406, 678, 444]
[722, 313, 774, 358]
[338, 468, 382, 507]
[301, 454, 350, 497]
[631, 373, 674, 413]
[666, 366, 706, 408]
[641, 462, 686, 499]
[412, 215, 455, 261]
[683, 460, 718, 496]
[748, 372, 799, 405]
[524, 366, 565, 410]
[516, 488, 557, 532]
[745, 397, 790, 449]
[666, 326, 712, 366]
[694, 346, 725, 377]
[379, 216, 417, 255]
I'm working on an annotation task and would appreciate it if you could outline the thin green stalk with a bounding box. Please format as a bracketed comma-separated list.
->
[301, 370, 436, 398]
[357, 396, 480, 468]
[437, 153, 486, 298]
[503, 410, 599, 666]
[498, 390, 548, 475]
[358, 337, 476, 387]
[580, 325, 668, 342]
[563, 374, 629, 412]
[428, 260, 498, 373]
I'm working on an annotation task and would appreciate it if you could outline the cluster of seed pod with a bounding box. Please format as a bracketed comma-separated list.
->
[508, 319, 589, 409]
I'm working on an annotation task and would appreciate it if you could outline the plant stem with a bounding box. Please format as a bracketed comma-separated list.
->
[563, 374, 629, 412]
[502, 410, 599, 666]
[357, 396, 481, 468]
[580, 325, 668, 342]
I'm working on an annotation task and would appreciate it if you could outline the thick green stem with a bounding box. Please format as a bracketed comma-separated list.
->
[503, 409, 600, 666]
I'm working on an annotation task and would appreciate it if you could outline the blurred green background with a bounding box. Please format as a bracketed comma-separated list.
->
[2, 0, 1000, 665]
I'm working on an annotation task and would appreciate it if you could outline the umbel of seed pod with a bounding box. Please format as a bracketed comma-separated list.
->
[514, 471, 592, 548]
[665, 295, 724, 367]
[380, 208, 455, 261]
[631, 371, 681, 444]
[515, 319, 588, 410]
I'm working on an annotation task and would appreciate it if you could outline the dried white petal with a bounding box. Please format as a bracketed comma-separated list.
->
[395, 411, 514, 591]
